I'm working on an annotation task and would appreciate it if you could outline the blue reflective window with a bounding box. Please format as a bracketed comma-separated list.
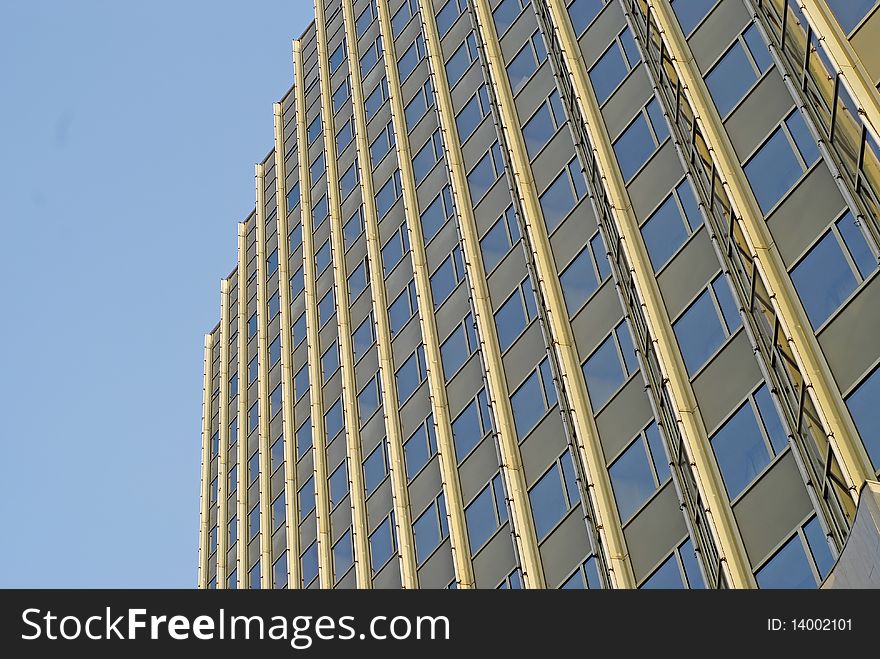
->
[670, 0, 717, 36]
[567, 0, 606, 35]
[365, 77, 388, 120]
[706, 28, 768, 118]
[310, 151, 325, 181]
[560, 245, 599, 314]
[344, 207, 364, 248]
[511, 358, 557, 439]
[333, 77, 350, 113]
[494, 0, 531, 35]
[430, 246, 465, 308]
[803, 516, 834, 579]
[273, 551, 287, 589]
[826, 0, 876, 33]
[414, 495, 448, 564]
[360, 36, 382, 78]
[356, 1, 375, 36]
[370, 517, 395, 574]
[339, 159, 359, 199]
[272, 492, 285, 531]
[287, 181, 300, 210]
[413, 130, 443, 184]
[299, 476, 315, 519]
[290, 223, 303, 253]
[467, 142, 505, 201]
[353, 313, 375, 361]
[382, 222, 410, 275]
[641, 554, 685, 589]
[267, 249, 278, 275]
[539, 157, 586, 230]
[248, 356, 258, 384]
[333, 531, 353, 581]
[296, 417, 312, 458]
[846, 365, 880, 468]
[398, 34, 425, 81]
[249, 563, 261, 590]
[711, 397, 772, 500]
[456, 85, 490, 143]
[756, 534, 817, 588]
[325, 397, 343, 439]
[582, 321, 636, 408]
[301, 542, 319, 586]
[441, 314, 477, 379]
[313, 194, 329, 225]
[322, 342, 339, 382]
[523, 91, 566, 159]
[610, 434, 657, 522]
[364, 440, 388, 495]
[348, 259, 369, 301]
[404, 416, 437, 480]
[329, 461, 348, 509]
[446, 32, 478, 88]
[396, 345, 426, 405]
[481, 206, 520, 272]
[270, 383, 282, 415]
[318, 289, 334, 327]
[357, 375, 381, 425]
[529, 455, 577, 540]
[452, 390, 492, 462]
[248, 504, 260, 540]
[392, 0, 417, 35]
[589, 30, 639, 105]
[308, 114, 322, 144]
[270, 436, 284, 473]
[437, 0, 466, 36]
[389, 280, 418, 334]
[405, 79, 434, 132]
[376, 170, 402, 217]
[336, 117, 354, 153]
[248, 452, 259, 485]
[421, 185, 454, 243]
[248, 313, 257, 338]
[315, 240, 331, 275]
[613, 99, 667, 181]
[495, 279, 537, 351]
[673, 278, 738, 375]
[248, 402, 259, 432]
[329, 42, 345, 74]
[293, 312, 307, 347]
[507, 32, 547, 93]
[465, 476, 505, 552]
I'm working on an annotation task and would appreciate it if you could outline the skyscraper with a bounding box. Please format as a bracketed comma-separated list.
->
[198, 0, 880, 590]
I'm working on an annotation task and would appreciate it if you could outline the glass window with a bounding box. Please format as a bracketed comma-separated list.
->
[441, 314, 477, 379]
[272, 492, 285, 531]
[307, 114, 322, 144]
[348, 258, 370, 301]
[294, 363, 309, 400]
[329, 461, 348, 508]
[318, 289, 334, 327]
[247, 313, 257, 338]
[826, 0, 876, 33]
[356, 1, 375, 36]
[382, 222, 410, 275]
[344, 206, 364, 248]
[494, 0, 531, 35]
[248, 401, 259, 432]
[313, 194, 329, 225]
[845, 365, 880, 468]
[670, 0, 717, 36]
[248, 452, 259, 484]
[414, 494, 448, 564]
[567, 0, 606, 35]
[249, 563, 261, 590]
[404, 416, 437, 480]
[310, 151, 326, 181]
[336, 117, 354, 153]
[296, 417, 312, 459]
[340, 159, 359, 199]
[421, 185, 454, 243]
[270, 436, 284, 473]
[467, 142, 505, 202]
[358, 375, 382, 425]
[613, 100, 667, 181]
[293, 312, 307, 347]
[405, 79, 434, 132]
[437, 0, 466, 36]
[268, 293, 280, 319]
[523, 90, 566, 159]
[365, 77, 388, 120]
[582, 321, 637, 409]
[560, 244, 600, 314]
[539, 157, 587, 230]
[481, 206, 520, 272]
[333, 530, 353, 580]
[268, 336, 281, 367]
[353, 313, 376, 360]
[641, 553, 685, 589]
[329, 42, 345, 74]
[396, 345, 427, 405]
[511, 358, 557, 439]
[273, 551, 287, 589]
[507, 32, 547, 94]
[290, 223, 303, 252]
[673, 277, 740, 376]
[610, 434, 658, 522]
[589, 30, 639, 105]
[322, 341, 339, 382]
[315, 240, 331, 274]
[641, 179, 703, 270]
[430, 246, 465, 308]
[287, 181, 300, 211]
[706, 25, 771, 118]
[591, 232, 611, 279]
[495, 279, 537, 351]
[364, 440, 388, 495]
[360, 36, 382, 78]
[370, 515, 395, 573]
[392, 0, 417, 35]
[376, 170, 402, 217]
[228, 515, 237, 546]
[248, 356, 258, 384]
[333, 77, 350, 113]
[452, 389, 492, 462]
[803, 516, 834, 579]
[270, 383, 282, 415]
[301, 542, 319, 586]
[389, 280, 418, 334]
[755, 534, 817, 588]
[529, 452, 579, 540]
[465, 475, 507, 552]
[398, 34, 426, 81]
[325, 397, 343, 439]
[446, 32, 478, 88]
[456, 85, 491, 143]
[290, 265, 305, 298]
[299, 476, 315, 519]
[267, 249, 278, 275]
[413, 130, 443, 184]
[248, 504, 260, 540]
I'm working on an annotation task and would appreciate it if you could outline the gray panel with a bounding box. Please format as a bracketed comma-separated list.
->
[458, 437, 499, 503]
[726, 71, 792, 160]
[472, 524, 516, 588]
[601, 66, 651, 141]
[520, 415, 568, 486]
[596, 374, 653, 460]
[733, 451, 813, 567]
[623, 481, 686, 582]
[688, 0, 749, 73]
[501, 322, 545, 392]
[578, 1, 624, 68]
[416, 539, 455, 588]
[330, 502, 351, 543]
[373, 557, 403, 589]
[570, 279, 621, 358]
[408, 460, 443, 518]
[627, 142, 683, 219]
[367, 478, 394, 531]
[657, 228, 719, 319]
[538, 508, 592, 588]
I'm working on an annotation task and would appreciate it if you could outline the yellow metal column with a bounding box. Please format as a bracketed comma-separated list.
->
[315, 0, 419, 587]
[197, 332, 214, 588]
[254, 163, 274, 588]
[293, 39, 332, 589]
[217, 280, 232, 587]
[469, 0, 634, 588]
[235, 222, 248, 589]
[644, 0, 874, 500]
[374, 0, 475, 588]
[543, 0, 754, 587]
[273, 99, 302, 588]
[417, 0, 546, 588]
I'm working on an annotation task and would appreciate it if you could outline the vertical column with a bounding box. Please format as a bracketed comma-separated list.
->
[642, 0, 874, 502]
[416, 0, 545, 588]
[293, 39, 332, 589]
[235, 223, 248, 589]
[217, 280, 232, 586]
[255, 164, 273, 587]
[468, 0, 634, 588]
[197, 333, 214, 588]
[273, 101, 302, 588]
[542, 0, 754, 587]
[315, 1, 419, 587]
[372, 0, 475, 587]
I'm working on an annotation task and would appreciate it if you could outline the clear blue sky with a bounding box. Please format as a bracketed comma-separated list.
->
[0, 1, 312, 587]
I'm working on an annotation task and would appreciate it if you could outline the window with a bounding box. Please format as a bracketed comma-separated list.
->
[421, 185, 454, 243]
[313, 194, 329, 226]
[248, 356, 258, 384]
[248, 401, 259, 432]
[381, 222, 410, 275]
[301, 542, 319, 586]
[465, 473, 508, 552]
[270, 383, 282, 416]
[318, 289, 334, 326]
[412, 130, 443, 184]
[325, 397, 344, 439]
[561, 556, 603, 589]
[344, 206, 364, 248]
[481, 206, 521, 272]
[495, 279, 538, 351]
[329, 461, 348, 508]
[609, 422, 669, 521]
[299, 476, 315, 519]
[364, 439, 388, 494]
[511, 358, 557, 439]
[706, 24, 771, 118]
[360, 36, 382, 77]
[456, 85, 491, 143]
[310, 151, 326, 181]
[308, 114, 322, 144]
[322, 341, 339, 382]
[336, 116, 354, 153]
[248, 452, 259, 485]
[358, 374, 382, 424]
[269, 336, 281, 366]
[755, 520, 831, 589]
[826, 0, 876, 33]
[376, 170, 402, 217]
[529, 451, 580, 539]
[287, 181, 300, 210]
[539, 157, 587, 231]
[370, 121, 395, 166]
[228, 463, 238, 494]
[506, 31, 547, 94]
[670, 0, 717, 36]
[791, 211, 876, 328]
[293, 312, 307, 347]
[348, 258, 370, 301]
[273, 551, 287, 589]
[560, 236, 608, 314]
[365, 77, 388, 120]
[271, 436, 284, 473]
[272, 492, 285, 531]
[441, 313, 478, 379]
[249, 563, 261, 590]
[405, 79, 434, 132]
[523, 90, 567, 158]
[641, 178, 703, 271]
[229, 417, 238, 448]
[294, 363, 309, 400]
[567, 0, 606, 36]
[392, 0, 417, 35]
[329, 42, 346, 74]
[582, 320, 638, 408]
[389, 280, 418, 334]
[613, 98, 668, 181]
[744, 110, 820, 214]
[333, 530, 354, 581]
[467, 141, 505, 202]
[452, 389, 492, 462]
[340, 159, 359, 199]
[430, 246, 465, 308]
[711, 384, 790, 500]
[399, 34, 426, 81]
[446, 32, 478, 88]
[641, 539, 705, 588]
[356, 1, 375, 36]
[353, 313, 376, 360]
[437, 0, 466, 36]
[267, 249, 278, 275]
[589, 28, 640, 105]
[333, 77, 350, 112]
[248, 313, 257, 338]
[296, 417, 312, 459]
[290, 265, 305, 298]
[404, 416, 437, 480]
[413, 494, 449, 564]
[672, 275, 741, 375]
[494, 0, 531, 35]
[268, 293, 280, 319]
[846, 365, 880, 468]
[290, 222, 303, 252]
[228, 515, 237, 546]
[370, 515, 396, 573]
[396, 345, 427, 405]
[249, 504, 260, 540]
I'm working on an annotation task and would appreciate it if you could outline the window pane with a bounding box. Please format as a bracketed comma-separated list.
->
[711, 401, 771, 499]
[523, 103, 554, 159]
[846, 366, 880, 468]
[582, 334, 625, 408]
[560, 247, 599, 313]
[539, 168, 576, 230]
[756, 535, 816, 588]
[670, 0, 717, 35]
[370, 517, 394, 573]
[495, 290, 529, 351]
[358, 377, 380, 424]
[302, 542, 319, 585]
[642, 194, 689, 270]
[529, 465, 567, 539]
[568, 0, 605, 34]
[679, 539, 706, 589]
[364, 442, 387, 494]
[465, 486, 498, 551]
[333, 531, 353, 580]
[590, 43, 629, 105]
[641, 554, 685, 588]
[609, 438, 655, 522]
[329, 462, 348, 508]
[803, 517, 834, 579]
[826, 0, 876, 33]
[791, 231, 858, 328]
[744, 127, 802, 214]
[753, 385, 788, 454]
[706, 41, 756, 118]
[614, 113, 655, 181]
[836, 211, 876, 279]
[507, 41, 538, 93]
[673, 289, 726, 375]
[414, 502, 441, 563]
[452, 398, 481, 461]
[511, 370, 545, 439]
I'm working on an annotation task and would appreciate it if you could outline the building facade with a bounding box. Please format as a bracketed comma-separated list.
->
[198, 0, 880, 589]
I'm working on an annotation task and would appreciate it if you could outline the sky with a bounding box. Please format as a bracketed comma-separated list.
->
[0, 1, 313, 587]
